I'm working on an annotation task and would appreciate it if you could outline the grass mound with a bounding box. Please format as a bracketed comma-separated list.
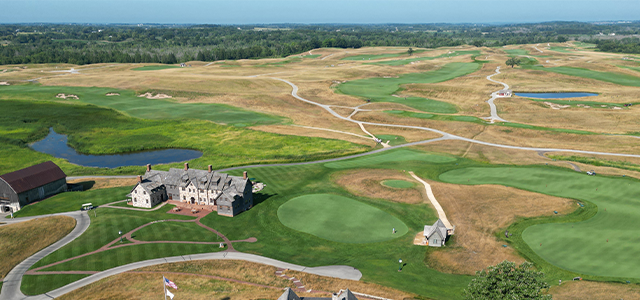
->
[337, 63, 481, 113]
[277, 194, 408, 243]
[381, 180, 415, 189]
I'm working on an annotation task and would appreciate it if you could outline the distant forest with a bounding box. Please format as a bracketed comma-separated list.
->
[1, 22, 640, 65]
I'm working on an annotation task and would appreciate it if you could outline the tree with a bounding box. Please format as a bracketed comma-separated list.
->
[557, 35, 568, 43]
[471, 39, 484, 47]
[407, 47, 414, 56]
[506, 57, 521, 68]
[464, 261, 551, 300]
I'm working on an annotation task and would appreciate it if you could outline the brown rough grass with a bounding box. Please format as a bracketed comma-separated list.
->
[333, 169, 424, 204]
[549, 280, 640, 300]
[425, 181, 574, 274]
[0, 216, 75, 280]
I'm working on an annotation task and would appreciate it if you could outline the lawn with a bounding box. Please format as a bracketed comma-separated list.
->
[0, 84, 283, 127]
[131, 65, 181, 71]
[277, 194, 408, 243]
[22, 274, 90, 295]
[12, 186, 130, 218]
[134, 221, 224, 243]
[337, 62, 482, 113]
[526, 66, 640, 87]
[0, 100, 367, 176]
[375, 134, 406, 146]
[367, 50, 480, 66]
[504, 49, 530, 56]
[439, 166, 640, 280]
[381, 180, 415, 189]
[340, 50, 426, 61]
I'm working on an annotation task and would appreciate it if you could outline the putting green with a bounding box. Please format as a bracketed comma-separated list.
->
[382, 180, 415, 189]
[440, 166, 640, 279]
[277, 194, 408, 243]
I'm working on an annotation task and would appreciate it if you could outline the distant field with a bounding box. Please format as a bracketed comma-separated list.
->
[337, 62, 481, 113]
[527, 66, 640, 87]
[277, 194, 408, 243]
[131, 65, 181, 71]
[341, 50, 426, 61]
[367, 50, 480, 66]
[440, 166, 640, 279]
[0, 85, 283, 127]
[504, 49, 530, 56]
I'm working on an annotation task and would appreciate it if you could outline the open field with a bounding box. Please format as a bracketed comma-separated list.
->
[132, 65, 181, 71]
[526, 66, 640, 87]
[337, 62, 481, 113]
[0, 216, 76, 280]
[278, 193, 409, 243]
[367, 50, 480, 66]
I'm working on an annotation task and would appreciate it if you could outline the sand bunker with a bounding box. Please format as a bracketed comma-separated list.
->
[106, 92, 120, 96]
[613, 107, 622, 110]
[138, 92, 172, 99]
[576, 104, 591, 108]
[0, 82, 9, 86]
[543, 102, 570, 110]
[56, 93, 79, 99]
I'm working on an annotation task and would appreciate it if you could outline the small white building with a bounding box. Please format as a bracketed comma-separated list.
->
[497, 89, 512, 97]
[423, 219, 450, 247]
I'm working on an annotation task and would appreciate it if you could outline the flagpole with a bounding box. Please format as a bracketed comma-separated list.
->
[163, 275, 167, 300]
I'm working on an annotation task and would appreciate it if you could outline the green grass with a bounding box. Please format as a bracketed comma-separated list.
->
[440, 166, 640, 280]
[277, 194, 408, 243]
[22, 274, 90, 295]
[131, 65, 181, 71]
[525, 66, 640, 87]
[367, 50, 480, 66]
[134, 221, 223, 242]
[325, 149, 457, 169]
[385, 110, 596, 135]
[12, 186, 131, 218]
[504, 49, 530, 56]
[381, 180, 415, 189]
[337, 62, 482, 113]
[375, 134, 406, 146]
[529, 98, 633, 109]
[0, 99, 367, 176]
[340, 50, 427, 61]
[548, 155, 640, 173]
[549, 47, 575, 53]
[618, 65, 640, 73]
[0, 84, 283, 127]
[573, 42, 596, 48]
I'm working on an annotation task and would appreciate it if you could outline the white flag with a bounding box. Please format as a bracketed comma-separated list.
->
[166, 289, 175, 300]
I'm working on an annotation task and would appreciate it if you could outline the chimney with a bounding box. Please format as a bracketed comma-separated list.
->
[208, 165, 212, 173]
[146, 164, 151, 172]
[184, 163, 189, 171]
[137, 175, 142, 183]
[243, 171, 248, 180]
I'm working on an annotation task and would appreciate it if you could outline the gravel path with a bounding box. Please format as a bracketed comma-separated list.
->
[409, 172, 453, 229]
[484, 66, 509, 123]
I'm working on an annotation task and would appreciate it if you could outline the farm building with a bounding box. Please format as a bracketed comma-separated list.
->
[131, 163, 253, 217]
[278, 287, 359, 300]
[497, 89, 512, 97]
[0, 161, 67, 212]
[423, 219, 451, 247]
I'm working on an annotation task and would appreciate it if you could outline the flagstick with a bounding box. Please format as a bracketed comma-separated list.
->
[163, 275, 167, 300]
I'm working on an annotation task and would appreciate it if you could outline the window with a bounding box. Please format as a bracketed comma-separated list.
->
[143, 191, 146, 195]
[181, 187, 185, 191]
[183, 196, 186, 200]
[134, 198, 137, 202]
[146, 199, 149, 203]
[134, 190, 137, 194]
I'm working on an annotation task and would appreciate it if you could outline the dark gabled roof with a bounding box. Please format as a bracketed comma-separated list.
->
[278, 287, 301, 300]
[0, 161, 66, 194]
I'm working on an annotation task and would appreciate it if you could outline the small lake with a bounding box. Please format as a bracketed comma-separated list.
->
[30, 128, 202, 168]
[515, 92, 598, 99]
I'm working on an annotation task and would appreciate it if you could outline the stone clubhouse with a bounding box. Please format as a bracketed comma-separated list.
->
[129, 163, 253, 217]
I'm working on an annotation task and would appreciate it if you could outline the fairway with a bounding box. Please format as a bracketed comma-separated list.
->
[337, 62, 481, 113]
[324, 149, 456, 169]
[439, 166, 640, 279]
[0, 85, 282, 126]
[381, 180, 414, 188]
[131, 65, 181, 71]
[528, 66, 640, 87]
[277, 194, 408, 243]
[367, 50, 480, 66]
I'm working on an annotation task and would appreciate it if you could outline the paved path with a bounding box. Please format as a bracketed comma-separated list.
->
[0, 211, 90, 300]
[102, 200, 169, 212]
[484, 66, 509, 123]
[409, 172, 453, 229]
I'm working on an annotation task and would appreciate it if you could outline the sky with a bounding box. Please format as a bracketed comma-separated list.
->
[2, 0, 639, 24]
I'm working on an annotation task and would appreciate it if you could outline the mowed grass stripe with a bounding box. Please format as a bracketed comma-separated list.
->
[135, 222, 222, 243]
[337, 62, 480, 113]
[21, 274, 90, 296]
[440, 166, 640, 279]
[277, 194, 408, 243]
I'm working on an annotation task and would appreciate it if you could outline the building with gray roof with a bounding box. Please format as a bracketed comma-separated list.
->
[277, 288, 359, 300]
[130, 163, 253, 217]
[423, 219, 450, 247]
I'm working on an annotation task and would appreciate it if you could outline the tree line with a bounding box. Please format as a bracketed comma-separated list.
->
[1, 22, 640, 65]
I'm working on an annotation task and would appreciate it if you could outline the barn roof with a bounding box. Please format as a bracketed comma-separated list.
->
[0, 161, 66, 194]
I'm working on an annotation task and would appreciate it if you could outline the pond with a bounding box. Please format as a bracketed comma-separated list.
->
[514, 92, 598, 99]
[30, 128, 202, 168]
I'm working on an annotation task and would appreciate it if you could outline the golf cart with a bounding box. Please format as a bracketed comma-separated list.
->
[586, 170, 596, 176]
